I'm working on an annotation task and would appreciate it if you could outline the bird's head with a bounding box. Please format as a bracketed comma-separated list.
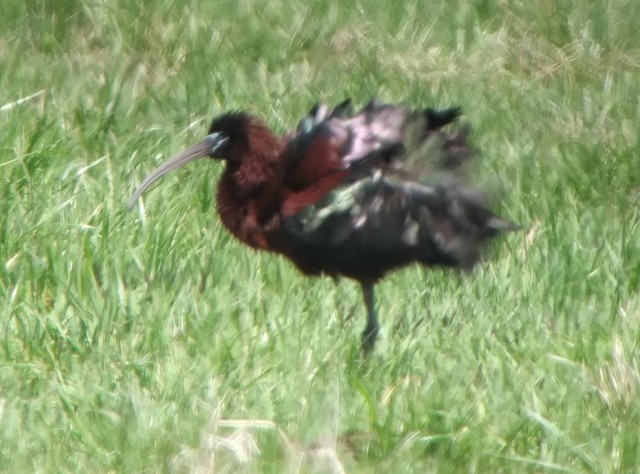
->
[127, 112, 255, 209]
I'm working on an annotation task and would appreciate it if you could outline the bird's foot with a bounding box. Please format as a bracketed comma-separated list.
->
[361, 325, 379, 355]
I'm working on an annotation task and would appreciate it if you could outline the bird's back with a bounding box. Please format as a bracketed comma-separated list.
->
[268, 99, 516, 282]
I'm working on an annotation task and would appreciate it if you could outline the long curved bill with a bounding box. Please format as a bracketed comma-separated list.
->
[127, 132, 228, 209]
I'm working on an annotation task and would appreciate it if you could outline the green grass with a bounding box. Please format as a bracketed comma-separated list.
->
[1, 0, 639, 472]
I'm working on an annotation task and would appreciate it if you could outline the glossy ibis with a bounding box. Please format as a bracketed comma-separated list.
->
[129, 99, 517, 352]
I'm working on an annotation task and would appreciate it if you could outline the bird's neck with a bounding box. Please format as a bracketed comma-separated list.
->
[222, 154, 275, 197]
[215, 126, 284, 250]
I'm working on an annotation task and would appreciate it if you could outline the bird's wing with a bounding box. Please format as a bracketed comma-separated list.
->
[273, 100, 516, 276]
[279, 99, 469, 216]
[281, 170, 516, 274]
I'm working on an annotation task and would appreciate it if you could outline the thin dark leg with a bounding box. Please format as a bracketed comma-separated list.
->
[360, 283, 379, 353]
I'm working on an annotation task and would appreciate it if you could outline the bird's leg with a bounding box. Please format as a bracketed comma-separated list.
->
[360, 283, 379, 353]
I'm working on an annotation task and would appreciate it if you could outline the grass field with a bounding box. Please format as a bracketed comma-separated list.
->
[1, 0, 640, 472]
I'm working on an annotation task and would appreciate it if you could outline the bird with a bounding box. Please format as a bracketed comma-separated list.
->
[128, 98, 517, 352]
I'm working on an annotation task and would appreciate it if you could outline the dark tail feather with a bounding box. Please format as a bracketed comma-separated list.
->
[330, 98, 353, 118]
[425, 106, 462, 130]
[485, 216, 521, 236]
[308, 102, 321, 119]
[415, 186, 518, 267]
[299, 98, 353, 134]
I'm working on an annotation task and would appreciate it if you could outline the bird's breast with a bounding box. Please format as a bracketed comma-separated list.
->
[215, 181, 272, 250]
